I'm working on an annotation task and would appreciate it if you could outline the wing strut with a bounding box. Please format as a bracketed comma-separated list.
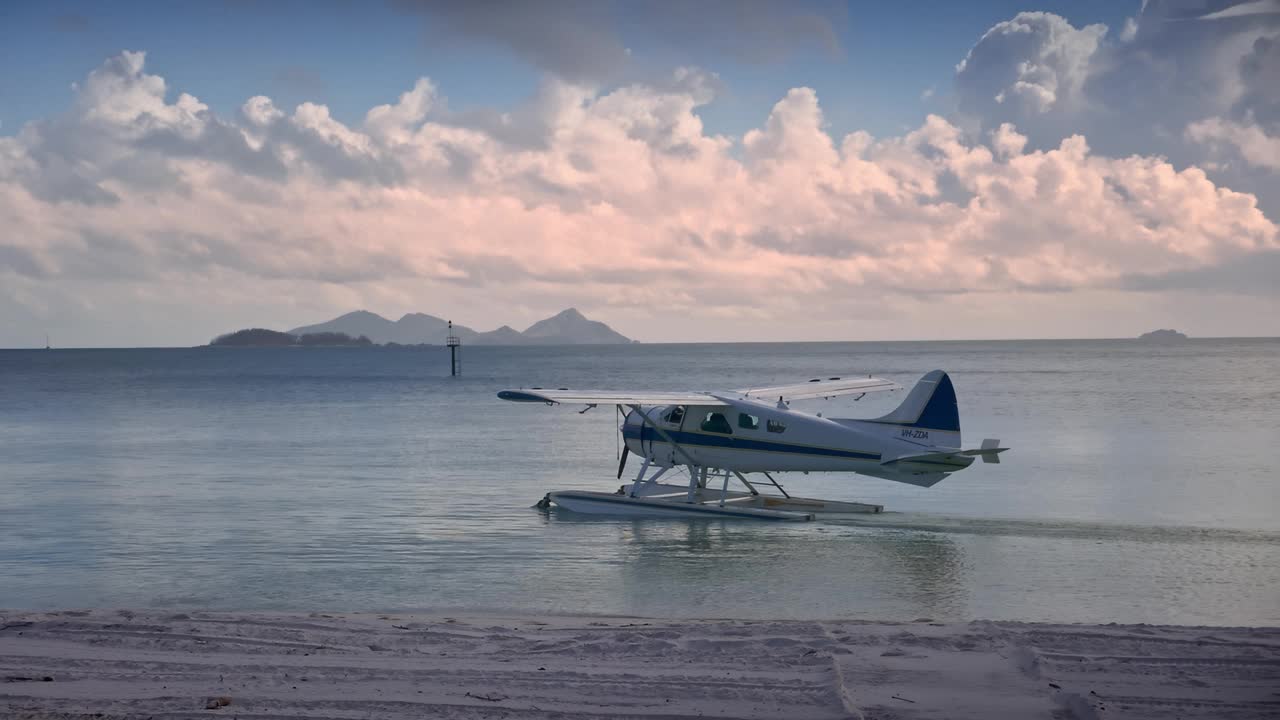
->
[730, 470, 761, 497]
[622, 404, 767, 499]
[760, 471, 790, 499]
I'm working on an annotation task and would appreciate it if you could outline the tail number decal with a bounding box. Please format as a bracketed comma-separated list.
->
[900, 429, 930, 440]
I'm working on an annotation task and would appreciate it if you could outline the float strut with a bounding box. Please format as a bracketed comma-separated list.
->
[760, 471, 791, 499]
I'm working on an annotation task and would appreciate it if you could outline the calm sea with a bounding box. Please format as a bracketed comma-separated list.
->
[1, 340, 1277, 625]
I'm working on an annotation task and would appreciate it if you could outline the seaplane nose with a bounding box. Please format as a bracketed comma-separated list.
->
[621, 409, 645, 446]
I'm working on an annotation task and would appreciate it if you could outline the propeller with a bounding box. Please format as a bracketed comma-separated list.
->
[616, 445, 630, 479]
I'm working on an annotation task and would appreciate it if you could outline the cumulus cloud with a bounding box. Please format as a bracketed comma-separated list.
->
[956, 12, 1106, 115]
[1187, 116, 1280, 169]
[955, 1, 1280, 215]
[1, 49, 1277, 345]
[1187, 33, 1280, 172]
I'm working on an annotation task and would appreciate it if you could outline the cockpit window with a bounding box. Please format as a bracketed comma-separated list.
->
[738, 413, 760, 430]
[662, 406, 685, 426]
[700, 412, 732, 434]
[766, 419, 787, 433]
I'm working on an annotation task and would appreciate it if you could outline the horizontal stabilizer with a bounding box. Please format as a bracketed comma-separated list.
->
[882, 450, 974, 471]
[976, 438, 1007, 464]
[884, 441, 1008, 469]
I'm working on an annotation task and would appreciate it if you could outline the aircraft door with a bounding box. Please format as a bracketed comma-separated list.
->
[657, 405, 686, 465]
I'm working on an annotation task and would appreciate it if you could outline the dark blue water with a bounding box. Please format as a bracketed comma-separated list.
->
[1, 340, 1277, 625]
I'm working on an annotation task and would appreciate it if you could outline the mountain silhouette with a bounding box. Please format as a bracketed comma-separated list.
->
[282, 308, 632, 345]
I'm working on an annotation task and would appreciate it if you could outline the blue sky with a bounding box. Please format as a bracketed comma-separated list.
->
[1, 1, 1138, 140]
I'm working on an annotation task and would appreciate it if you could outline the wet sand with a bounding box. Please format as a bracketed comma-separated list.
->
[2, 609, 1277, 719]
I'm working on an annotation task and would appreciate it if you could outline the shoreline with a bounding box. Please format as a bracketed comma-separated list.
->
[2, 610, 1277, 719]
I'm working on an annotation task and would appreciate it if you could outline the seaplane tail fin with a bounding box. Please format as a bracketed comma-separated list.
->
[832, 370, 963, 447]
[871, 370, 959, 434]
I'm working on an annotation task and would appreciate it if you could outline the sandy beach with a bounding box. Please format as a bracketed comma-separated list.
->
[0, 610, 1276, 719]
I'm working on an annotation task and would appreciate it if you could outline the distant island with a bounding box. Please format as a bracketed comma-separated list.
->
[211, 329, 373, 347]
[1138, 329, 1189, 342]
[210, 308, 634, 347]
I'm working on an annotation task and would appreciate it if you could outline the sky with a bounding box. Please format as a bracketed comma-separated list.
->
[1, 0, 1278, 346]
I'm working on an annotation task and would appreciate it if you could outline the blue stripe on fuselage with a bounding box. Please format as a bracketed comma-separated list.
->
[623, 426, 881, 461]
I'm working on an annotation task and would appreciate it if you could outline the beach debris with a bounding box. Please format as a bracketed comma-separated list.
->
[5, 676, 53, 682]
[891, 694, 916, 703]
[203, 696, 232, 709]
[465, 691, 507, 702]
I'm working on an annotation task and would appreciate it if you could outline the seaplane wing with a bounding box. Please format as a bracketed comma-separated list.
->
[735, 375, 900, 401]
[496, 389, 729, 406]
[499, 374, 900, 406]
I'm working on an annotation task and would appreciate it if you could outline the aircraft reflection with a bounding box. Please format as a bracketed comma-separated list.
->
[547, 514, 972, 620]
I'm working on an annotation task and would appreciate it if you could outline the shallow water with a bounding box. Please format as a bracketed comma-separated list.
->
[1, 339, 1277, 625]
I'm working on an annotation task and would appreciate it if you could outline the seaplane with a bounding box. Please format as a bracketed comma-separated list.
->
[498, 370, 1007, 521]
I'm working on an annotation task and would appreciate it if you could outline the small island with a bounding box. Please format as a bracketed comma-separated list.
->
[211, 307, 635, 347]
[1138, 329, 1189, 342]
[211, 328, 373, 347]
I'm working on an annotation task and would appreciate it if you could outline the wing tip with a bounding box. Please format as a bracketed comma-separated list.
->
[497, 390, 557, 404]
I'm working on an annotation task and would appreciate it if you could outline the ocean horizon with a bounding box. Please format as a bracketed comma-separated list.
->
[8, 334, 1278, 350]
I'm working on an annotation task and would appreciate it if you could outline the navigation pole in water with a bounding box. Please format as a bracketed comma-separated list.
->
[447, 320, 461, 376]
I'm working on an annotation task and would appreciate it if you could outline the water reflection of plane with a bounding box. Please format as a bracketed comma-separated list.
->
[593, 516, 969, 620]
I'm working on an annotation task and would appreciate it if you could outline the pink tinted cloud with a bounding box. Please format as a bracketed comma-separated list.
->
[0, 50, 1276, 345]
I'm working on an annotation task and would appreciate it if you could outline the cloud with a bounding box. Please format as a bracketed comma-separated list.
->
[956, 12, 1106, 115]
[1187, 116, 1280, 169]
[1, 50, 1277, 345]
[398, 0, 844, 84]
[1185, 33, 1280, 171]
[625, 1, 844, 65]
[954, 6, 1275, 143]
[405, 0, 629, 84]
[1118, 249, 1280, 294]
[953, 1, 1280, 238]
[1200, 0, 1280, 20]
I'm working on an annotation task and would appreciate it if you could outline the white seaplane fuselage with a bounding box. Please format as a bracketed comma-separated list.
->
[499, 370, 1005, 519]
[622, 395, 969, 487]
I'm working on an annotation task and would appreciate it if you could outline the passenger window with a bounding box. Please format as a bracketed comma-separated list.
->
[700, 412, 732, 434]
[738, 413, 759, 430]
[766, 419, 787, 433]
[663, 406, 685, 426]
